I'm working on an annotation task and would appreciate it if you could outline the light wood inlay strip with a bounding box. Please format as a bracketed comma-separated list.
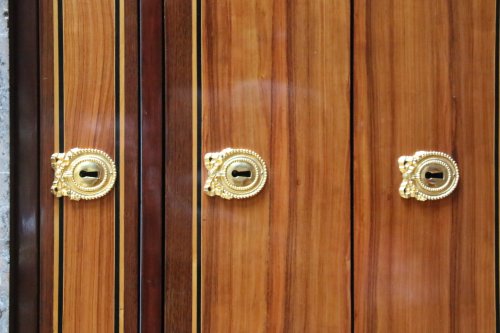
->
[62, 0, 116, 331]
[52, 0, 60, 330]
[119, 0, 125, 331]
[192, 0, 198, 331]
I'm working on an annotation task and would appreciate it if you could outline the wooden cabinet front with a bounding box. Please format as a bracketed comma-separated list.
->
[10, 0, 497, 332]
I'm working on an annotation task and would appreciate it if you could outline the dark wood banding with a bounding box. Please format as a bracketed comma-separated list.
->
[39, 0, 55, 331]
[139, 0, 165, 331]
[164, 0, 194, 331]
[123, 0, 140, 332]
[10, 0, 40, 331]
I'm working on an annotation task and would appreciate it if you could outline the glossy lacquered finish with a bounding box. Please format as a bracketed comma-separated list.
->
[61, 1, 116, 331]
[10, 0, 40, 331]
[139, 0, 165, 331]
[202, 0, 351, 331]
[11, 0, 499, 332]
[39, 0, 56, 331]
[354, 0, 497, 331]
[12, 0, 180, 330]
[122, 0, 140, 331]
[164, 0, 195, 331]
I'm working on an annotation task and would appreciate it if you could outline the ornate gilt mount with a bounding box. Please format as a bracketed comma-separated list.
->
[204, 148, 267, 200]
[398, 151, 459, 201]
[51, 148, 117, 201]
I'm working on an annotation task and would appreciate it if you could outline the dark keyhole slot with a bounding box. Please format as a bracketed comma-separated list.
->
[425, 171, 444, 179]
[232, 170, 252, 178]
[80, 170, 99, 178]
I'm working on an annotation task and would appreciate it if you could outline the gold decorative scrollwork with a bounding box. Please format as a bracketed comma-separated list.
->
[399, 151, 459, 201]
[51, 148, 116, 201]
[204, 148, 267, 200]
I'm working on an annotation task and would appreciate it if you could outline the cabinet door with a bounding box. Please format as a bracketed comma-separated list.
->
[354, 0, 497, 331]
[201, 0, 352, 331]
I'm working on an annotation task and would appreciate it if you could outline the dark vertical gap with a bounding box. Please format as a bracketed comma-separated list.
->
[350, 0, 355, 332]
[113, 0, 120, 331]
[196, 0, 202, 330]
[495, 0, 499, 326]
[57, 0, 64, 331]
[161, 0, 166, 331]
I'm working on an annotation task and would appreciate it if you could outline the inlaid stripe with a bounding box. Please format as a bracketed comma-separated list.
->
[118, 0, 126, 331]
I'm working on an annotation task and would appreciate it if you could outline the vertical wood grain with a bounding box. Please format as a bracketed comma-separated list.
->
[123, 0, 139, 332]
[139, 0, 164, 331]
[202, 0, 351, 331]
[40, 0, 55, 331]
[354, 0, 497, 331]
[164, 0, 194, 331]
[62, 0, 116, 331]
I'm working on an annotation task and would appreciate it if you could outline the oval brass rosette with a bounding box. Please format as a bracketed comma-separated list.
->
[51, 148, 117, 201]
[204, 148, 267, 200]
[398, 151, 459, 201]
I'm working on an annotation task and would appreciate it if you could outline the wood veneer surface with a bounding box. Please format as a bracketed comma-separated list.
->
[10, 0, 41, 331]
[202, 1, 351, 331]
[123, 0, 139, 331]
[40, 0, 55, 330]
[354, 0, 497, 331]
[62, 0, 116, 331]
[139, 0, 165, 331]
[165, 0, 194, 331]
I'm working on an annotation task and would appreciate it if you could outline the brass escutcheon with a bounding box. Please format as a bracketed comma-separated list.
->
[51, 148, 117, 201]
[204, 148, 267, 199]
[399, 151, 459, 201]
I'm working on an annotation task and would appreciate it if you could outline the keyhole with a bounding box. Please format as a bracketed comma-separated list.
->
[232, 170, 252, 178]
[80, 170, 99, 178]
[425, 171, 444, 179]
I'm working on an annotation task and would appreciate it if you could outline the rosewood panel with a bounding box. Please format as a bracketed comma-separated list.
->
[139, 0, 165, 331]
[165, 0, 194, 331]
[61, 0, 116, 331]
[354, 0, 497, 331]
[123, 0, 140, 331]
[39, 0, 55, 331]
[202, 0, 351, 331]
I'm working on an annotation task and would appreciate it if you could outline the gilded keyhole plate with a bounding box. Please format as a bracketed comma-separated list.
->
[204, 148, 267, 200]
[399, 151, 459, 201]
[51, 148, 117, 201]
